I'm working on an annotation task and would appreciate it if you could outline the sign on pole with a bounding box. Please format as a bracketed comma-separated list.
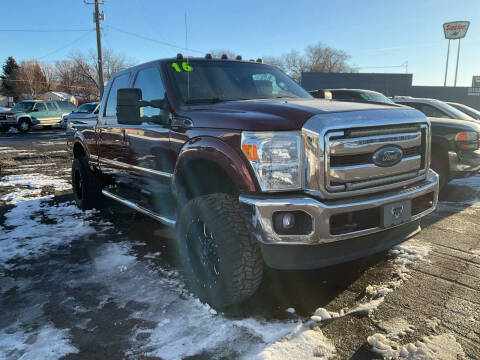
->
[472, 76, 480, 88]
[443, 21, 470, 39]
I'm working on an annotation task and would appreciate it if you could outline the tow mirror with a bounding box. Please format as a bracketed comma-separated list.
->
[117, 88, 169, 125]
[117, 88, 142, 125]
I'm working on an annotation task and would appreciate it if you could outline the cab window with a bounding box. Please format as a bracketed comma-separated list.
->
[133, 67, 166, 119]
[105, 73, 131, 117]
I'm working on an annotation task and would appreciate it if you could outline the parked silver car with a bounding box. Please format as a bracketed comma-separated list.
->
[61, 102, 99, 128]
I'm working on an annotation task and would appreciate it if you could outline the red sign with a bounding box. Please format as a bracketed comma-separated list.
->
[443, 21, 470, 39]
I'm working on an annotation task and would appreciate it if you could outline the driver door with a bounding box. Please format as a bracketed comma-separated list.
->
[122, 66, 175, 218]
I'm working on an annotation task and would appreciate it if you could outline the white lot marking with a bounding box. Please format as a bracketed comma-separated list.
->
[0, 149, 37, 154]
[367, 332, 464, 359]
[0, 324, 78, 360]
[17, 163, 58, 169]
[311, 240, 431, 321]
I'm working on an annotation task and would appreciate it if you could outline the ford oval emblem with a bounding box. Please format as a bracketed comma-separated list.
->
[372, 146, 403, 167]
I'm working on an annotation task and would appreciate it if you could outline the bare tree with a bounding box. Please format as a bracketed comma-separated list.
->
[209, 49, 238, 59]
[68, 48, 135, 99]
[40, 62, 57, 91]
[14, 60, 48, 99]
[263, 42, 355, 81]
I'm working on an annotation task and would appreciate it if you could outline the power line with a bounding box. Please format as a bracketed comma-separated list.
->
[37, 30, 95, 60]
[0, 29, 93, 33]
[107, 25, 204, 54]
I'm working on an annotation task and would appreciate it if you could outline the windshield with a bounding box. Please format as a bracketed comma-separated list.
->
[435, 101, 475, 121]
[12, 102, 34, 112]
[450, 103, 480, 118]
[74, 103, 97, 113]
[165, 60, 311, 105]
[359, 92, 395, 104]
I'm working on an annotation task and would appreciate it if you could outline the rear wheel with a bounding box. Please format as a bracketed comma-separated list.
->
[71, 156, 103, 210]
[176, 193, 263, 308]
[17, 119, 31, 133]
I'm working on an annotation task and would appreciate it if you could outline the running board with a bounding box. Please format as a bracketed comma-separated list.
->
[101, 189, 176, 227]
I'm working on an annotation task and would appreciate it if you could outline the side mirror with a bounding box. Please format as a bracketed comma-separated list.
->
[117, 88, 169, 125]
[117, 88, 142, 124]
[33, 108, 39, 112]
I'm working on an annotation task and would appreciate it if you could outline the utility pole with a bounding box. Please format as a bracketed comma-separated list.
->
[85, 0, 105, 97]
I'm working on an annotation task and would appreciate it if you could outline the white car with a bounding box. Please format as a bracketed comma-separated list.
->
[393, 96, 476, 121]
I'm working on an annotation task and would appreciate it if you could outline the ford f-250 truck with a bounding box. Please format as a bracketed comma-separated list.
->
[67, 55, 439, 307]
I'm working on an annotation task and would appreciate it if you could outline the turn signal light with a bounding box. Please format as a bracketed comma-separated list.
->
[455, 131, 479, 150]
[242, 144, 258, 161]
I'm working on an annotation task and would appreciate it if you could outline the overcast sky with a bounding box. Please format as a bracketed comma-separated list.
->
[1, 0, 479, 86]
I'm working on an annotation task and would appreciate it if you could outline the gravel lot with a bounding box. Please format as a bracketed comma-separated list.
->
[1, 129, 479, 359]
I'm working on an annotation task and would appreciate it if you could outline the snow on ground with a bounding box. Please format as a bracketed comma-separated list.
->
[367, 332, 465, 359]
[0, 173, 102, 269]
[311, 240, 431, 321]
[0, 324, 79, 360]
[0, 172, 336, 359]
[83, 241, 335, 360]
[450, 174, 480, 194]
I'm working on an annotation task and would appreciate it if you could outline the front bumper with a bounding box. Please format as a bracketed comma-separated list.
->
[449, 150, 480, 178]
[240, 169, 438, 269]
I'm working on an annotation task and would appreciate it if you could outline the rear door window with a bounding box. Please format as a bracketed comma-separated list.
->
[34, 103, 47, 112]
[46, 102, 57, 111]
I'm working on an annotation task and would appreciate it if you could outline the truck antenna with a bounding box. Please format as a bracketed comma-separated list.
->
[185, 11, 190, 102]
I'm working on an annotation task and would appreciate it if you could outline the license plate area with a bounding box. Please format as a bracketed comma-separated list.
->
[381, 200, 411, 227]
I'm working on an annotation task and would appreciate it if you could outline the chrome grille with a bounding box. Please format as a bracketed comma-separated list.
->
[324, 124, 428, 194]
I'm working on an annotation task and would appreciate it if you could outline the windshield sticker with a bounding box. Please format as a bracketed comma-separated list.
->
[171, 62, 193, 72]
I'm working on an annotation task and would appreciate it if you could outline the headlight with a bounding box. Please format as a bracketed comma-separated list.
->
[455, 131, 479, 150]
[6, 114, 15, 120]
[241, 131, 302, 191]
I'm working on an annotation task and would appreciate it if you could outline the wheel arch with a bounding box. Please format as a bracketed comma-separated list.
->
[173, 136, 258, 203]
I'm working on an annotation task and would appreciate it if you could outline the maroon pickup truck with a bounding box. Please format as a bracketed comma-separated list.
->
[68, 56, 439, 307]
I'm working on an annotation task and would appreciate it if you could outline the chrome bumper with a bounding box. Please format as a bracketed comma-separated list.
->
[240, 169, 439, 245]
[449, 150, 480, 174]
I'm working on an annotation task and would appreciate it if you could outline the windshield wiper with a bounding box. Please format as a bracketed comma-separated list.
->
[185, 97, 250, 105]
[185, 98, 232, 105]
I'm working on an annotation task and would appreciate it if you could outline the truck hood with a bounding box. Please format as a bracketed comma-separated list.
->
[428, 117, 480, 132]
[176, 98, 404, 130]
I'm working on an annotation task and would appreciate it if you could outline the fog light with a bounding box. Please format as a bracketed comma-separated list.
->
[272, 211, 313, 235]
[282, 213, 295, 229]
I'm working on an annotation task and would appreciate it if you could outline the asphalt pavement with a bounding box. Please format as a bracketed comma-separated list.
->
[0, 128, 479, 359]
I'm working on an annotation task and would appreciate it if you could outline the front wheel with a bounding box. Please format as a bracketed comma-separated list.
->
[17, 119, 31, 133]
[72, 157, 103, 210]
[176, 193, 263, 308]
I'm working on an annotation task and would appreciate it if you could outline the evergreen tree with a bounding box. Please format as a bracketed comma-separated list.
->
[1, 56, 19, 98]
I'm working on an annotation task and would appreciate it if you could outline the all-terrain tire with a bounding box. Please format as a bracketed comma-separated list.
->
[431, 152, 449, 192]
[71, 156, 103, 210]
[17, 119, 31, 133]
[176, 193, 263, 308]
